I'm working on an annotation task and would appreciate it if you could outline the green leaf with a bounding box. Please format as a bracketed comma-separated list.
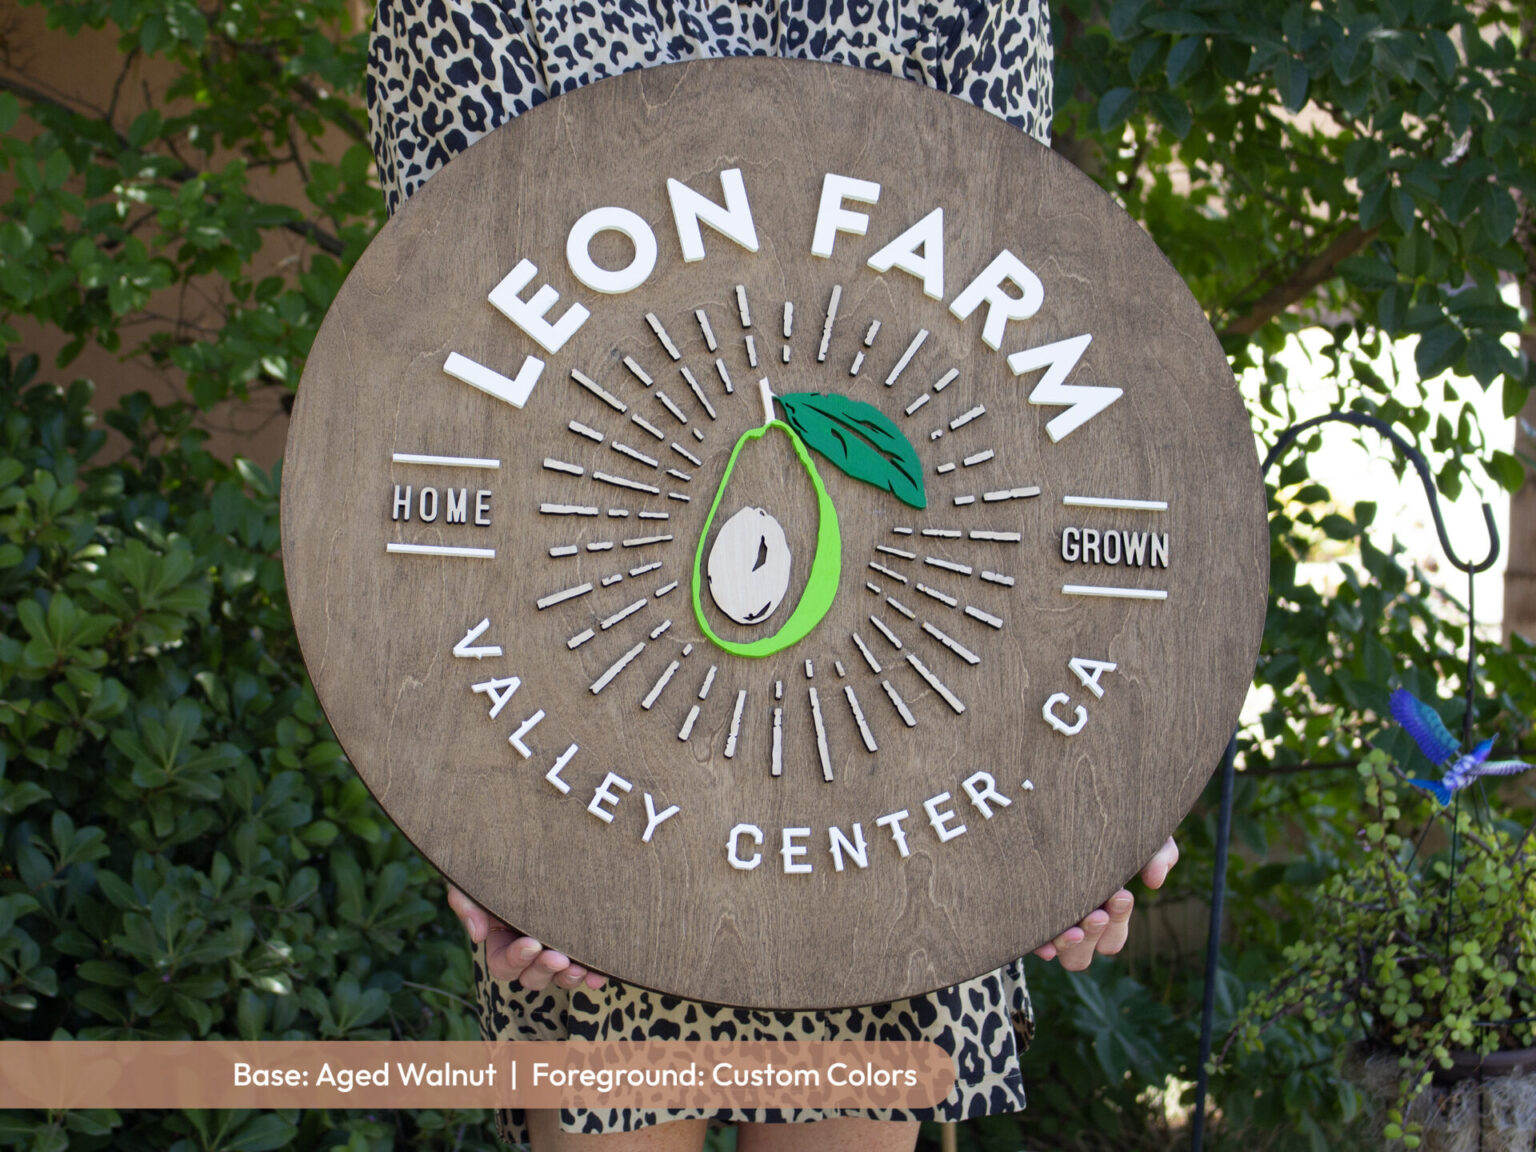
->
[774, 392, 925, 509]
[1486, 450, 1525, 493]
[1097, 87, 1139, 133]
[1481, 187, 1517, 245]
[1415, 323, 1466, 379]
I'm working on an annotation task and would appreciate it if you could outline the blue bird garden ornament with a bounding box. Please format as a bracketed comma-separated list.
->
[1388, 688, 1532, 805]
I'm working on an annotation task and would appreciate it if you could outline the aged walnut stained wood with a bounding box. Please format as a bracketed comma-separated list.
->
[282, 59, 1268, 1009]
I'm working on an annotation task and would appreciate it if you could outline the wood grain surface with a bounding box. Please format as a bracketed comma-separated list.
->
[281, 59, 1268, 1009]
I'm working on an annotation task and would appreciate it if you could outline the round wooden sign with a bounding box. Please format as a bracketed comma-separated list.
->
[282, 59, 1267, 1009]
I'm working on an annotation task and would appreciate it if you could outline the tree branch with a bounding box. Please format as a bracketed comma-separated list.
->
[1220, 224, 1379, 338]
[0, 71, 346, 257]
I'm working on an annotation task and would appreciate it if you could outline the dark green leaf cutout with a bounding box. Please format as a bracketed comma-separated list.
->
[775, 392, 926, 509]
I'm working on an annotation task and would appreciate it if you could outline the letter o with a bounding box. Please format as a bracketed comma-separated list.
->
[566, 206, 658, 295]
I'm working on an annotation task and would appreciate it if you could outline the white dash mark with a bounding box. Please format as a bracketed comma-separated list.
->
[550, 545, 579, 558]
[782, 345, 791, 364]
[585, 541, 614, 552]
[656, 391, 689, 424]
[696, 309, 718, 351]
[882, 680, 916, 727]
[965, 605, 1004, 628]
[593, 471, 660, 495]
[984, 487, 1042, 503]
[546, 744, 577, 794]
[683, 643, 693, 655]
[622, 534, 674, 548]
[1063, 584, 1169, 600]
[954, 495, 976, 506]
[736, 285, 752, 328]
[876, 545, 915, 560]
[544, 457, 584, 476]
[884, 328, 929, 386]
[699, 664, 718, 700]
[536, 582, 593, 609]
[678, 705, 701, 741]
[540, 503, 598, 516]
[852, 632, 882, 674]
[870, 615, 904, 649]
[1022, 779, 1035, 792]
[869, 561, 908, 584]
[639, 510, 670, 520]
[667, 463, 692, 479]
[865, 581, 883, 595]
[392, 452, 501, 469]
[783, 301, 794, 339]
[567, 628, 594, 649]
[849, 351, 865, 376]
[572, 369, 626, 413]
[863, 320, 881, 346]
[454, 618, 502, 659]
[886, 596, 916, 620]
[681, 366, 717, 419]
[932, 368, 959, 392]
[509, 709, 546, 758]
[655, 580, 679, 596]
[949, 405, 986, 430]
[805, 659, 815, 680]
[809, 686, 833, 782]
[600, 598, 647, 630]
[715, 358, 734, 394]
[641, 660, 680, 709]
[818, 285, 841, 362]
[775, 680, 783, 700]
[835, 660, 846, 677]
[630, 413, 666, 441]
[691, 427, 705, 442]
[745, 334, 758, 368]
[612, 442, 658, 468]
[608, 509, 630, 518]
[930, 430, 944, 441]
[569, 421, 604, 442]
[970, 530, 1022, 542]
[646, 313, 681, 360]
[892, 527, 914, 535]
[668, 492, 691, 502]
[771, 707, 783, 777]
[600, 574, 622, 587]
[962, 449, 995, 467]
[906, 653, 966, 713]
[622, 356, 653, 386]
[1063, 495, 1169, 511]
[923, 621, 979, 664]
[444, 351, 541, 409]
[905, 394, 931, 416]
[671, 442, 703, 466]
[649, 618, 671, 639]
[981, 570, 1015, 587]
[629, 561, 662, 577]
[925, 556, 972, 575]
[725, 690, 747, 758]
[387, 543, 496, 559]
[923, 528, 961, 538]
[590, 642, 645, 694]
[936, 462, 956, 474]
[845, 685, 877, 752]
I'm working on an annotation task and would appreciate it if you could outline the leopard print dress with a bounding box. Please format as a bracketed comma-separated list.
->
[366, 1, 1052, 1142]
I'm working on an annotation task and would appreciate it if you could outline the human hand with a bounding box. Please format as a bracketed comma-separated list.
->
[446, 884, 607, 992]
[1032, 837, 1179, 972]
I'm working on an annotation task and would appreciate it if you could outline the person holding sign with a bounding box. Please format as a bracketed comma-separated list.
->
[366, 2, 1180, 1148]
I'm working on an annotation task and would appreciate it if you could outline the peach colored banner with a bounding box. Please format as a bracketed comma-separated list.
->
[0, 1040, 953, 1111]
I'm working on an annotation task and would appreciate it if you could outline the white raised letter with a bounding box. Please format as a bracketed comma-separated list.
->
[642, 793, 681, 843]
[811, 174, 882, 259]
[587, 772, 633, 823]
[1043, 692, 1088, 735]
[950, 250, 1044, 349]
[488, 259, 590, 353]
[923, 792, 967, 842]
[828, 823, 869, 872]
[781, 827, 813, 874]
[875, 809, 912, 857]
[961, 770, 1012, 819]
[867, 208, 945, 299]
[727, 823, 764, 870]
[667, 169, 759, 262]
[1010, 334, 1121, 442]
[566, 206, 658, 295]
[1069, 657, 1118, 699]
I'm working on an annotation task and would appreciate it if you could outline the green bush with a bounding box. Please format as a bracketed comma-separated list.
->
[0, 354, 501, 1150]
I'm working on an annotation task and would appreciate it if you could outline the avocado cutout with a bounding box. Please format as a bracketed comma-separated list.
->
[691, 386, 926, 658]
